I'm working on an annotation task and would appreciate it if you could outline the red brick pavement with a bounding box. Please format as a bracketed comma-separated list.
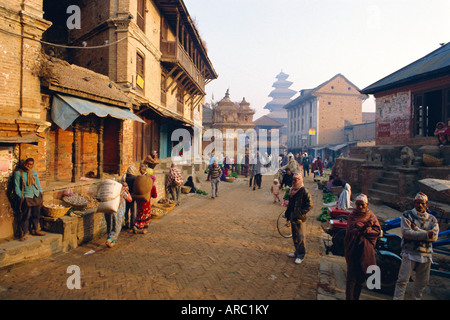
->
[0, 172, 325, 301]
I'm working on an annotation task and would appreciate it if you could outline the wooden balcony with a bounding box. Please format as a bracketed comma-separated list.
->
[160, 40, 206, 93]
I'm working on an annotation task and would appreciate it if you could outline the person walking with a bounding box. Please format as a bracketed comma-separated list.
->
[209, 161, 222, 199]
[14, 158, 45, 241]
[133, 175, 157, 234]
[302, 153, 311, 177]
[106, 182, 133, 248]
[166, 163, 184, 206]
[253, 151, 263, 190]
[344, 194, 381, 300]
[123, 165, 140, 229]
[393, 192, 439, 300]
[284, 172, 313, 264]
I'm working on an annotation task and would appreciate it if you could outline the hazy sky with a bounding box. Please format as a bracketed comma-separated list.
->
[183, 0, 450, 119]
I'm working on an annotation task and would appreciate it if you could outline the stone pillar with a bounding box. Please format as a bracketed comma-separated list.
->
[97, 118, 104, 179]
[72, 121, 80, 182]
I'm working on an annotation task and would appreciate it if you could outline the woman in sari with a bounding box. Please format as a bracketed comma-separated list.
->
[133, 174, 157, 234]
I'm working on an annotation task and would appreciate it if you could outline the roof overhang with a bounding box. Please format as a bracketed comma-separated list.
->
[51, 94, 145, 130]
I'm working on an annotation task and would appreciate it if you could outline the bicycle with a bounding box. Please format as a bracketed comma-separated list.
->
[277, 211, 292, 238]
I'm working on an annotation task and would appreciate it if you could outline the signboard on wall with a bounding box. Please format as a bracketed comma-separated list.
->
[377, 123, 390, 137]
[308, 128, 316, 135]
[0, 146, 13, 178]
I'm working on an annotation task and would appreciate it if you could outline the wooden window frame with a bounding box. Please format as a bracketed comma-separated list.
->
[137, 0, 145, 32]
[136, 52, 145, 93]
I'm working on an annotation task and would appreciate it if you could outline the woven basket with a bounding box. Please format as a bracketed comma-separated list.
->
[43, 199, 71, 218]
[63, 195, 88, 210]
[423, 153, 443, 167]
[151, 203, 174, 218]
[225, 176, 235, 182]
[181, 186, 191, 194]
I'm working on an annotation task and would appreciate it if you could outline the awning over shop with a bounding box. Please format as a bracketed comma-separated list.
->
[327, 143, 348, 152]
[51, 94, 145, 130]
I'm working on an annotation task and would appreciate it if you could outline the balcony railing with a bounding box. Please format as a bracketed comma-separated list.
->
[160, 41, 205, 92]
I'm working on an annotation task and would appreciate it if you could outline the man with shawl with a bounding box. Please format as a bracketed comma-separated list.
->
[280, 153, 300, 174]
[393, 192, 439, 300]
[14, 158, 45, 241]
[167, 163, 184, 206]
[285, 172, 313, 264]
[344, 194, 381, 300]
[337, 183, 352, 210]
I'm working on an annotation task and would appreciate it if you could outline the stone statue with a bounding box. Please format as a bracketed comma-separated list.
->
[400, 146, 415, 168]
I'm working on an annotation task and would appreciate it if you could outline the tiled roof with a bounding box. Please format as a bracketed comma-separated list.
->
[361, 42, 450, 94]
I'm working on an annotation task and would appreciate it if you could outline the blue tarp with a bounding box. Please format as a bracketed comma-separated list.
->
[51, 94, 145, 130]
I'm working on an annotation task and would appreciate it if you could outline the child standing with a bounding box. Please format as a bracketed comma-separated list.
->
[271, 179, 281, 203]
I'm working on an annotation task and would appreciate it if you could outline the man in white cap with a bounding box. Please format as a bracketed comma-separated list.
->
[393, 192, 439, 300]
[344, 193, 381, 300]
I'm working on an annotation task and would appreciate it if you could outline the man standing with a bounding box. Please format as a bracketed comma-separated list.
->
[14, 158, 45, 241]
[393, 192, 439, 300]
[344, 194, 381, 300]
[302, 153, 311, 177]
[253, 151, 263, 190]
[209, 161, 222, 199]
[285, 173, 313, 264]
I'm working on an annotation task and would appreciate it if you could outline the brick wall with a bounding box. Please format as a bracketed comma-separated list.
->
[375, 91, 411, 145]
[316, 75, 365, 146]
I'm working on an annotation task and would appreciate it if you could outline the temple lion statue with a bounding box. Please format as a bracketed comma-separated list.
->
[400, 146, 415, 168]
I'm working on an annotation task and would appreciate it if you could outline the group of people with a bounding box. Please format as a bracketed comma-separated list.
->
[272, 152, 440, 300]
[343, 192, 439, 300]
[105, 162, 158, 248]
[12, 153, 441, 301]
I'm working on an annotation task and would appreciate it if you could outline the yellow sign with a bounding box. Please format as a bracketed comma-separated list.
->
[309, 128, 316, 135]
[136, 75, 144, 89]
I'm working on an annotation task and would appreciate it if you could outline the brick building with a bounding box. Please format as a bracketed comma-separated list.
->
[0, 0, 216, 241]
[334, 43, 450, 210]
[361, 42, 450, 146]
[284, 73, 369, 158]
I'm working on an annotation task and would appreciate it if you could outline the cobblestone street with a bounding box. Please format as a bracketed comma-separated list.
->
[0, 173, 323, 300]
[1, 171, 449, 303]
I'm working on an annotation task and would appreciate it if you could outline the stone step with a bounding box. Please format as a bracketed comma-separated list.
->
[372, 182, 399, 193]
[378, 176, 399, 185]
[381, 170, 400, 178]
[368, 188, 399, 204]
[0, 233, 63, 270]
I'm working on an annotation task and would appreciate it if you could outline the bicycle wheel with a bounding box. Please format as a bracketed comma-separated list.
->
[277, 211, 292, 238]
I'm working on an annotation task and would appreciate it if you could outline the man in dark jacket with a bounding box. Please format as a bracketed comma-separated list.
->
[285, 173, 313, 264]
[281, 168, 293, 188]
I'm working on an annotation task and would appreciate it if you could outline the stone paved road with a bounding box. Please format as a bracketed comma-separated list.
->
[0, 172, 325, 301]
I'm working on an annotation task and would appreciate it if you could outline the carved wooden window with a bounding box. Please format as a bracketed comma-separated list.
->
[136, 52, 145, 92]
[137, 0, 145, 32]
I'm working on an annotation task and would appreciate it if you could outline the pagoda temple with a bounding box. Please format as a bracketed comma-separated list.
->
[262, 71, 297, 149]
[264, 71, 297, 124]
